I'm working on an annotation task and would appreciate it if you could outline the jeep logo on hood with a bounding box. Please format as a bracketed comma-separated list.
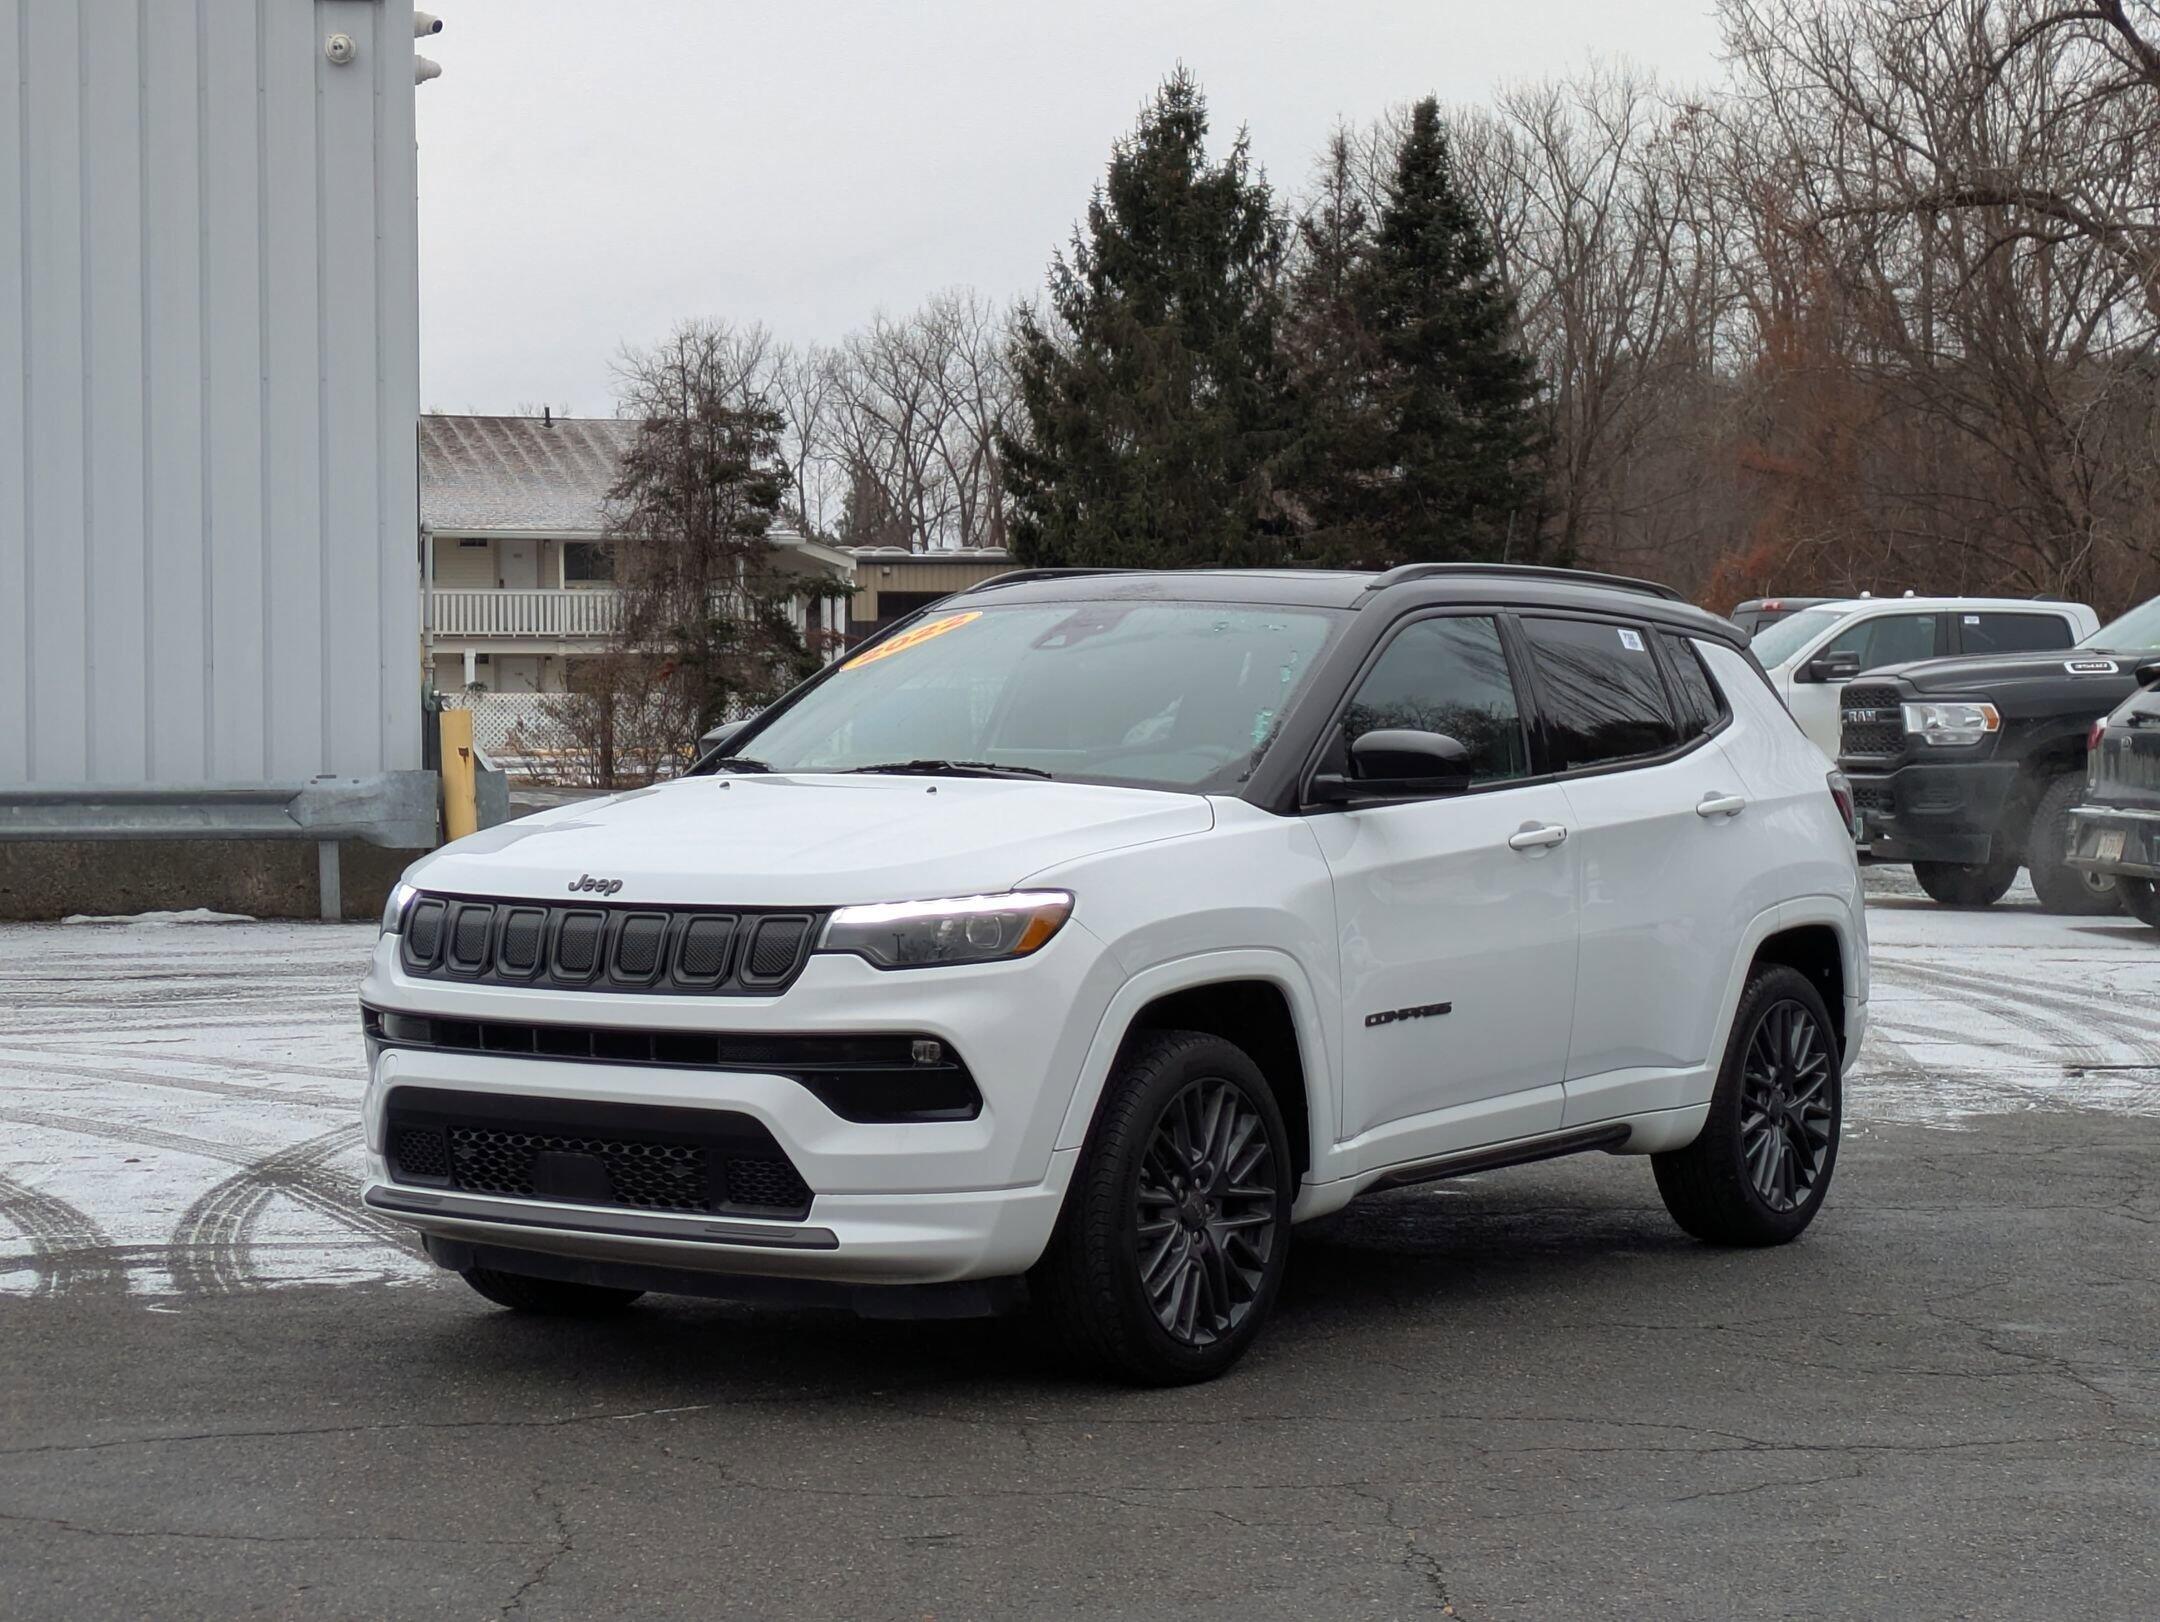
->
[567, 874, 625, 896]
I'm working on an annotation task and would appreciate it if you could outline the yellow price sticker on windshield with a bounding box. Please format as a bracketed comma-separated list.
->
[844, 610, 982, 670]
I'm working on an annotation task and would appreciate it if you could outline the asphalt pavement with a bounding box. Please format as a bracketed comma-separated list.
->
[1, 883, 2156, 1620]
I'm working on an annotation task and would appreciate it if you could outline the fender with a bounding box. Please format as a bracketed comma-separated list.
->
[1052, 947, 1341, 1191]
[1699, 892, 1865, 1093]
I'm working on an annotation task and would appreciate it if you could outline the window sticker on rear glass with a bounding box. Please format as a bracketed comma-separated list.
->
[1964, 615, 1980, 624]
[1617, 628, 1645, 652]
[843, 610, 982, 670]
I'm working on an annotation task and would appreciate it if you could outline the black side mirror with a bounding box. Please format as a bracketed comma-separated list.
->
[1311, 729, 1473, 804]
[699, 719, 749, 754]
[1803, 651, 1863, 684]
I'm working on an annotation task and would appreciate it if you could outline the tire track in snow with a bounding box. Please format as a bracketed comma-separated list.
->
[0, 1173, 126, 1299]
[1884, 958, 2160, 1062]
[166, 1125, 411, 1297]
[0, 1111, 409, 1290]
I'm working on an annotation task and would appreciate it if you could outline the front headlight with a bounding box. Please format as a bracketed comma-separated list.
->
[818, 891, 1073, 969]
[1903, 701, 2000, 747]
[379, 881, 419, 936]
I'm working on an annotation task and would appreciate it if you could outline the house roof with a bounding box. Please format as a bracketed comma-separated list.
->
[420, 413, 638, 534]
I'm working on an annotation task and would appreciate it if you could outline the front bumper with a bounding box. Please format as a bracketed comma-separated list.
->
[2067, 803, 2160, 881]
[1843, 759, 2019, 865]
[358, 921, 1124, 1289]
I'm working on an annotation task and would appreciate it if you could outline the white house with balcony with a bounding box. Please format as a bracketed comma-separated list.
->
[420, 413, 855, 694]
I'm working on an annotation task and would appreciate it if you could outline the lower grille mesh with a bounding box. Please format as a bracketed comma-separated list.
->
[384, 1090, 814, 1220]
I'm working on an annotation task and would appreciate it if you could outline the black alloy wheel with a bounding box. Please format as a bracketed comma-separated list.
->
[1736, 1000, 1837, 1214]
[1654, 963, 1842, 1246]
[1133, 1077, 1280, 1347]
[1031, 1030, 1294, 1385]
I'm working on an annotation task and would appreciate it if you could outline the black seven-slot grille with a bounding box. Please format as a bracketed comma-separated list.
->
[1839, 684, 1906, 761]
[401, 894, 824, 995]
[384, 1086, 814, 1220]
[361, 1007, 982, 1123]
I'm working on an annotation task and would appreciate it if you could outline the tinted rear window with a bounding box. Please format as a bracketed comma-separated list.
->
[1520, 617, 1681, 772]
[1961, 612, 2074, 655]
[1660, 633, 1726, 738]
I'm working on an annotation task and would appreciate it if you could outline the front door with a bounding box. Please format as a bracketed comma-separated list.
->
[1788, 609, 1945, 756]
[496, 538, 540, 590]
[1306, 613, 1578, 1170]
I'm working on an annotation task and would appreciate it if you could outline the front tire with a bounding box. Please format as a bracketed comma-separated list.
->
[1654, 964, 1841, 1246]
[1912, 856, 2018, 908]
[2119, 877, 2160, 932]
[1031, 1031, 1292, 1385]
[461, 1267, 643, 1316]
[2027, 774, 2119, 915]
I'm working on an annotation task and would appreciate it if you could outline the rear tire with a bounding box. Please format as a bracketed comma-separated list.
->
[2119, 877, 2160, 932]
[2027, 774, 2120, 915]
[1912, 857, 2017, 908]
[1654, 964, 1841, 1246]
[461, 1267, 643, 1316]
[1031, 1030, 1293, 1386]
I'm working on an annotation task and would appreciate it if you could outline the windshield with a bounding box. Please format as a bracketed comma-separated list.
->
[729, 601, 1344, 792]
[2086, 595, 2160, 651]
[1749, 606, 1849, 667]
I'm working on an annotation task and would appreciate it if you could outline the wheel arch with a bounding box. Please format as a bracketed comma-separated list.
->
[1054, 951, 1336, 1196]
[1704, 899, 1866, 1085]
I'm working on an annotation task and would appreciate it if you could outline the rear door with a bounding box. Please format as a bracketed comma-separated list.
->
[1955, 610, 2077, 656]
[1306, 612, 1577, 1165]
[1511, 615, 1758, 1125]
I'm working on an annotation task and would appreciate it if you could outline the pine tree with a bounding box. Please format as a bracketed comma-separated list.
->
[1292, 98, 1546, 567]
[1000, 69, 1295, 568]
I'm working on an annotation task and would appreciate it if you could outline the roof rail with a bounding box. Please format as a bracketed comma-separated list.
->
[1361, 562, 1684, 602]
[958, 567, 1136, 595]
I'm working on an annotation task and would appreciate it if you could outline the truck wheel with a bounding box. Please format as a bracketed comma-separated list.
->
[1912, 857, 2017, 908]
[1031, 1030, 1293, 1386]
[461, 1267, 643, 1315]
[1653, 964, 1840, 1246]
[2026, 775, 2119, 915]
[2119, 879, 2160, 932]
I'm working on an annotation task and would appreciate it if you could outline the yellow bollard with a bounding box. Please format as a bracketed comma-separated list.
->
[439, 707, 478, 843]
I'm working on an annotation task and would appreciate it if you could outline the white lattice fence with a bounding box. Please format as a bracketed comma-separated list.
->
[438, 690, 729, 787]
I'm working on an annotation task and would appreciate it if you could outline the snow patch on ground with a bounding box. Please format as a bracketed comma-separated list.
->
[0, 877, 2153, 1302]
[60, 908, 256, 926]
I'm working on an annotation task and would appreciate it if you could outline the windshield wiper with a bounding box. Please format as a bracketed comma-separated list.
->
[707, 756, 773, 773]
[845, 759, 1054, 780]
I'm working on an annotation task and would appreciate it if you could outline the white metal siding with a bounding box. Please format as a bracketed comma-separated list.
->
[0, 0, 422, 788]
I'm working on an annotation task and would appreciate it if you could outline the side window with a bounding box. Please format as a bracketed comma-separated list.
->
[1520, 616, 1682, 772]
[1825, 611, 1941, 670]
[1963, 612, 2074, 654]
[1659, 632, 1726, 738]
[1342, 615, 1530, 784]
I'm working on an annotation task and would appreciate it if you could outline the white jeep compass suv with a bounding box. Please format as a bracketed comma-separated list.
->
[362, 565, 1868, 1383]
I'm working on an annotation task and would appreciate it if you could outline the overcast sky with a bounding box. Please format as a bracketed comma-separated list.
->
[416, 1, 1727, 415]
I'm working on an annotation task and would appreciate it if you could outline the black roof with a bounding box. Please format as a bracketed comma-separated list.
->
[960, 565, 1742, 647]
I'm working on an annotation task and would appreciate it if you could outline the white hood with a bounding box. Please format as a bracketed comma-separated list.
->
[403, 773, 1216, 908]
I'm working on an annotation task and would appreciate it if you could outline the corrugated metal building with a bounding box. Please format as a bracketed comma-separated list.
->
[0, 0, 430, 907]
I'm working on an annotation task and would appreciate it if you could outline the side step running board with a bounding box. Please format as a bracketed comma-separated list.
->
[1365, 1124, 1632, 1194]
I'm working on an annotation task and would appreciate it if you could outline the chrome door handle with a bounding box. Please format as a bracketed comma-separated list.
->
[1697, 794, 1748, 819]
[1508, 823, 1568, 851]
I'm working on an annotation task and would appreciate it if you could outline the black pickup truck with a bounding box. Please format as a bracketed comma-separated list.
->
[1837, 595, 2160, 912]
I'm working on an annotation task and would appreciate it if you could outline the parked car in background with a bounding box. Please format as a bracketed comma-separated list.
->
[2067, 665, 2160, 931]
[360, 564, 1867, 1384]
[1731, 596, 1835, 636]
[1752, 597, 2098, 758]
[1838, 594, 2160, 912]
